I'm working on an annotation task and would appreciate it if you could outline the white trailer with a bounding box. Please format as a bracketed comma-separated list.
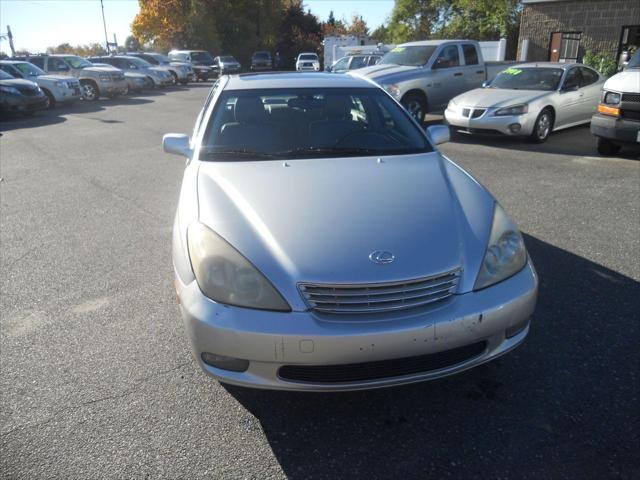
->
[323, 35, 378, 70]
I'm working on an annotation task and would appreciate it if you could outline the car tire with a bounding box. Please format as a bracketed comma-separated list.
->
[81, 80, 99, 101]
[596, 137, 622, 156]
[529, 109, 554, 143]
[401, 92, 427, 125]
[42, 89, 56, 109]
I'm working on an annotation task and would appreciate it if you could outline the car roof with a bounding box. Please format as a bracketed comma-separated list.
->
[0, 60, 26, 64]
[298, 52, 318, 56]
[400, 40, 468, 47]
[224, 72, 376, 90]
[170, 50, 207, 53]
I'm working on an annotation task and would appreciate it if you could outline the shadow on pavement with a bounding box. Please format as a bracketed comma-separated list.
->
[224, 234, 639, 479]
[0, 112, 67, 132]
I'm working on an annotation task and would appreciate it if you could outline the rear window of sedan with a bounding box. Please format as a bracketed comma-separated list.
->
[200, 87, 433, 160]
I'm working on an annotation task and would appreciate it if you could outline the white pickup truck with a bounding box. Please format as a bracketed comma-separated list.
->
[354, 40, 518, 123]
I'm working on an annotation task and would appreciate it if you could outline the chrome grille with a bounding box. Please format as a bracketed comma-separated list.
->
[299, 269, 461, 314]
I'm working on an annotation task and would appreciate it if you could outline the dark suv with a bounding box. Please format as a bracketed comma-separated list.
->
[251, 51, 273, 71]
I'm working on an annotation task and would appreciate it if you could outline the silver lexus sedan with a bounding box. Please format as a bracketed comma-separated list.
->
[164, 73, 538, 391]
[445, 63, 604, 142]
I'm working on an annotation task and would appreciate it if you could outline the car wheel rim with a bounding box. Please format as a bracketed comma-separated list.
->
[406, 100, 423, 121]
[83, 84, 97, 100]
[537, 114, 551, 139]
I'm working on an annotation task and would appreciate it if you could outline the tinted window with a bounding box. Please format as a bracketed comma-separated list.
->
[563, 68, 582, 90]
[490, 67, 564, 91]
[381, 45, 437, 66]
[349, 56, 367, 69]
[299, 54, 318, 61]
[368, 56, 382, 66]
[0, 64, 17, 76]
[29, 57, 45, 68]
[191, 51, 215, 62]
[462, 45, 479, 65]
[49, 58, 70, 71]
[14, 62, 45, 76]
[579, 67, 599, 86]
[627, 50, 640, 69]
[0, 69, 13, 79]
[433, 45, 460, 69]
[201, 88, 432, 160]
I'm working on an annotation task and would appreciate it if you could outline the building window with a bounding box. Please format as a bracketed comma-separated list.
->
[550, 32, 582, 62]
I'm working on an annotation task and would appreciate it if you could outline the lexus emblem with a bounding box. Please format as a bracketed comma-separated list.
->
[369, 250, 395, 265]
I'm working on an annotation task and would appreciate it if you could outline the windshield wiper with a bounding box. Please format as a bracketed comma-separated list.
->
[201, 148, 280, 160]
[276, 146, 381, 157]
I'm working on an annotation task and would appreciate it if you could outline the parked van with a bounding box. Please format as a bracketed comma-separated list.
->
[590, 50, 640, 155]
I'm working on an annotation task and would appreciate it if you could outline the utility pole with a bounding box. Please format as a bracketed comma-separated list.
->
[0, 25, 16, 57]
[100, 0, 110, 53]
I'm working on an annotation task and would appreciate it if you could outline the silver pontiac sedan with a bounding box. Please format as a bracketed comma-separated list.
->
[445, 63, 604, 142]
[164, 73, 538, 391]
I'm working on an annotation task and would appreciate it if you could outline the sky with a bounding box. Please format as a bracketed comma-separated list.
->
[0, 0, 395, 54]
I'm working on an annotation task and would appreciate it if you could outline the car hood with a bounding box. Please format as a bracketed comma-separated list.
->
[604, 70, 640, 93]
[452, 88, 552, 108]
[197, 153, 495, 303]
[353, 64, 420, 83]
[0, 78, 38, 88]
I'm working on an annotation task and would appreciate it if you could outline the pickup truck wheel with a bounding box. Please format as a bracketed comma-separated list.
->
[529, 109, 553, 143]
[81, 80, 99, 101]
[596, 137, 621, 156]
[401, 93, 427, 124]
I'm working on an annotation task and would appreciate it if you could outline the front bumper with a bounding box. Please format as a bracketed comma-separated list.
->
[176, 261, 538, 391]
[0, 93, 48, 113]
[445, 106, 536, 136]
[100, 79, 128, 96]
[51, 85, 82, 103]
[297, 65, 320, 72]
[590, 113, 640, 144]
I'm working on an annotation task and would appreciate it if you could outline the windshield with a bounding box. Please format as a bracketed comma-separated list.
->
[0, 69, 13, 80]
[63, 56, 93, 69]
[220, 56, 236, 62]
[121, 57, 152, 68]
[299, 54, 317, 61]
[191, 51, 215, 63]
[489, 67, 564, 91]
[150, 53, 171, 64]
[253, 52, 270, 59]
[201, 88, 432, 161]
[14, 62, 45, 76]
[380, 46, 437, 67]
[627, 50, 640, 69]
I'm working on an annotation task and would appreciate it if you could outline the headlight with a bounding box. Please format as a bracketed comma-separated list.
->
[494, 104, 528, 116]
[187, 222, 291, 311]
[474, 204, 527, 290]
[99, 74, 111, 82]
[382, 84, 401, 100]
[0, 85, 20, 95]
[603, 91, 621, 105]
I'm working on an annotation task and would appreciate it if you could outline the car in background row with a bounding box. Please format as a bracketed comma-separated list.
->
[445, 63, 604, 143]
[126, 52, 194, 84]
[296, 53, 320, 71]
[0, 60, 81, 108]
[19, 54, 127, 101]
[0, 69, 48, 115]
[251, 51, 273, 71]
[89, 62, 151, 94]
[328, 53, 382, 73]
[213, 56, 242, 76]
[87, 56, 174, 88]
[591, 50, 640, 155]
[168, 50, 214, 81]
[355, 40, 520, 123]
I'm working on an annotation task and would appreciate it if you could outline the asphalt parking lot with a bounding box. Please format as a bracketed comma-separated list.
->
[1, 84, 639, 479]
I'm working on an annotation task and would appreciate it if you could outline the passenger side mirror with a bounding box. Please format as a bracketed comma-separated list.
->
[426, 125, 450, 146]
[163, 133, 192, 157]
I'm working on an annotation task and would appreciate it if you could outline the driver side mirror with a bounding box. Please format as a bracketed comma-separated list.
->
[426, 125, 450, 146]
[163, 133, 192, 157]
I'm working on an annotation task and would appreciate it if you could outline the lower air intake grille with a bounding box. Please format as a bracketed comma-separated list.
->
[278, 341, 487, 384]
[299, 269, 461, 314]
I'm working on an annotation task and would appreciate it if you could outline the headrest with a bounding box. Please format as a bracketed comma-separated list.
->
[234, 96, 266, 123]
[324, 95, 353, 120]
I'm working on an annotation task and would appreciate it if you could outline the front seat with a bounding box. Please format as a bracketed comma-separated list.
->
[309, 95, 364, 147]
[217, 96, 282, 151]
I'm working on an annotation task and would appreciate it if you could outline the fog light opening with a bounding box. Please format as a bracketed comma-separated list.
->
[201, 352, 249, 372]
[508, 123, 522, 134]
